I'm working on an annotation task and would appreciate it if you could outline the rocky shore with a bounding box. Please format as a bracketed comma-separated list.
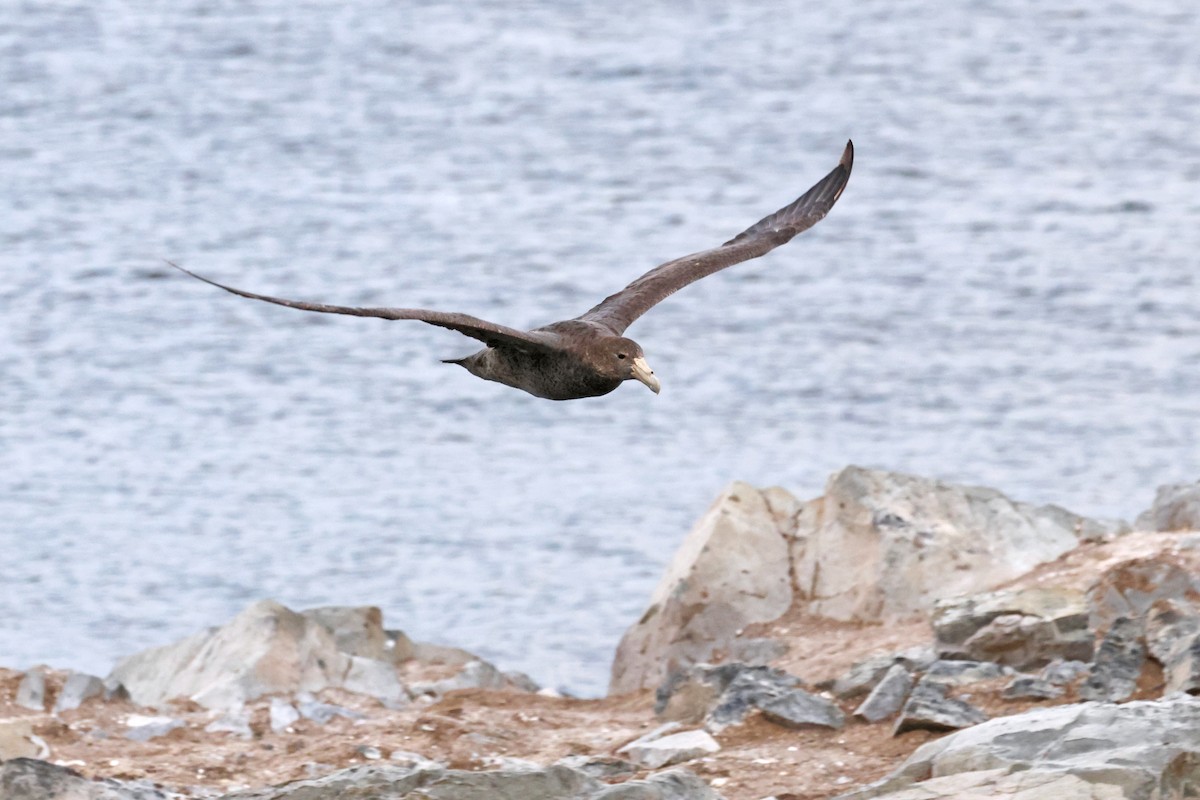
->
[3, 467, 1200, 800]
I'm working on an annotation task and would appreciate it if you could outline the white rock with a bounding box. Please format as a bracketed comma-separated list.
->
[794, 467, 1108, 622]
[270, 697, 301, 732]
[619, 729, 721, 769]
[107, 599, 404, 709]
[610, 481, 797, 694]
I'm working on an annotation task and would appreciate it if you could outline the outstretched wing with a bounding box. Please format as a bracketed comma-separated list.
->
[167, 261, 563, 354]
[577, 140, 853, 335]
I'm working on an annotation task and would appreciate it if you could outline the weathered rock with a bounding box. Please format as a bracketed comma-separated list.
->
[831, 647, 935, 699]
[553, 755, 636, 781]
[342, 655, 408, 705]
[1039, 659, 1090, 686]
[1078, 616, 1146, 702]
[922, 659, 1008, 685]
[1085, 555, 1200, 637]
[759, 689, 845, 730]
[302, 606, 390, 661]
[854, 664, 913, 723]
[53, 671, 106, 712]
[388, 750, 446, 771]
[794, 467, 1120, 623]
[269, 697, 301, 732]
[838, 698, 1200, 800]
[1001, 675, 1064, 700]
[592, 767, 724, 799]
[0, 758, 172, 800]
[16, 667, 47, 711]
[220, 763, 595, 799]
[1145, 600, 1200, 695]
[893, 679, 987, 735]
[610, 482, 798, 694]
[0, 720, 42, 761]
[619, 729, 721, 769]
[703, 666, 806, 730]
[1136, 481, 1200, 532]
[205, 707, 253, 739]
[933, 587, 1093, 669]
[123, 714, 185, 742]
[107, 599, 404, 709]
[655, 662, 839, 732]
[295, 693, 364, 724]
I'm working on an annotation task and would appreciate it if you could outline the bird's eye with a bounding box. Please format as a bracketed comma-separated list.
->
[617, 353, 627, 360]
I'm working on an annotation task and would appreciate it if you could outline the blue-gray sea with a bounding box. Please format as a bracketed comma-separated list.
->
[1, 1, 1197, 696]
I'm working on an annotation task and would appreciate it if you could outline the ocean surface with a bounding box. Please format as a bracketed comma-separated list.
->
[1, 1, 1197, 695]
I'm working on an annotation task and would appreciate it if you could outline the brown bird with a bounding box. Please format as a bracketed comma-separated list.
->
[171, 140, 853, 400]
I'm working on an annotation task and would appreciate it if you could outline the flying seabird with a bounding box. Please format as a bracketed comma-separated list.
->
[171, 140, 853, 400]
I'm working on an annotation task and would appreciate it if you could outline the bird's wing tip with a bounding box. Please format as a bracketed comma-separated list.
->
[841, 140, 854, 171]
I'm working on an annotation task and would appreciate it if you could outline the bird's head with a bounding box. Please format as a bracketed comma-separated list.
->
[599, 337, 660, 394]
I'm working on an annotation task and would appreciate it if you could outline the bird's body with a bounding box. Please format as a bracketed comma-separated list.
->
[171, 141, 853, 400]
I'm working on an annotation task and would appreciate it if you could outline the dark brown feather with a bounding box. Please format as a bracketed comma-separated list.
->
[166, 261, 562, 354]
[577, 140, 853, 334]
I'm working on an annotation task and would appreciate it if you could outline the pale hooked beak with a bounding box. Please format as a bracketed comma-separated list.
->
[631, 356, 661, 394]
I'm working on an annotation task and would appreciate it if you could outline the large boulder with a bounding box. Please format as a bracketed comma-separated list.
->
[837, 698, 1200, 800]
[611, 467, 1123, 694]
[609, 482, 798, 695]
[108, 600, 405, 709]
[932, 586, 1093, 668]
[1135, 481, 1200, 532]
[794, 467, 1123, 622]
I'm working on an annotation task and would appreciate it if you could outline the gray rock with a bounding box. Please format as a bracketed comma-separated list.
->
[107, 599, 406, 709]
[54, 672, 106, 713]
[893, 679, 987, 735]
[408, 659, 525, 700]
[831, 647, 934, 699]
[1086, 556, 1200, 637]
[705, 666, 807, 730]
[269, 697, 301, 732]
[219, 763, 599, 799]
[758, 689, 845, 730]
[1039, 659, 1091, 686]
[610, 482, 798, 695]
[553, 755, 636, 781]
[656, 662, 839, 732]
[1143, 599, 1200, 695]
[301, 606, 390, 661]
[124, 715, 185, 742]
[793, 467, 1114, 625]
[388, 751, 446, 771]
[1135, 481, 1200, 531]
[1078, 616, 1146, 702]
[837, 698, 1200, 800]
[296, 693, 364, 724]
[0, 757, 175, 799]
[854, 664, 913, 723]
[16, 668, 47, 711]
[342, 655, 407, 705]
[922, 659, 1009, 684]
[205, 707, 253, 739]
[619, 729, 721, 769]
[592, 767, 724, 799]
[1001, 675, 1064, 700]
[932, 587, 1092, 669]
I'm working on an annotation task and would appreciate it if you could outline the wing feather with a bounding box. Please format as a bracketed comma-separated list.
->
[167, 261, 562, 354]
[577, 140, 853, 334]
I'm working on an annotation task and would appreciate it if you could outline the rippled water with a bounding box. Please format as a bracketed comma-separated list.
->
[1, 1, 1197, 695]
